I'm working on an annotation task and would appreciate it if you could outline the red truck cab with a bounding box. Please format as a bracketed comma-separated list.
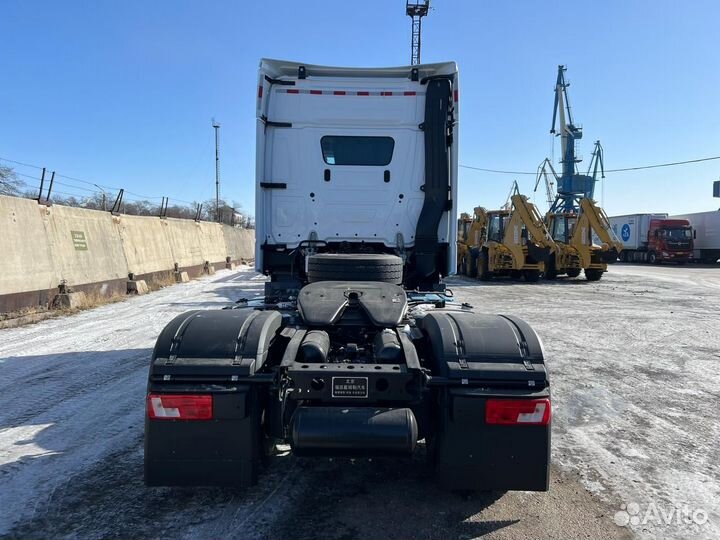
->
[647, 218, 693, 263]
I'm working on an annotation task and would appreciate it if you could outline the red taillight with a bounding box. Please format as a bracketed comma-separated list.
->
[258, 85, 263, 98]
[333, 90, 346, 96]
[310, 89, 322, 95]
[404, 91, 416, 96]
[287, 89, 299, 94]
[147, 394, 213, 420]
[453, 89, 459, 102]
[357, 91, 369, 96]
[485, 399, 550, 425]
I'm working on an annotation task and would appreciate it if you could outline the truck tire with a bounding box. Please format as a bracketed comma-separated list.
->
[477, 252, 494, 281]
[648, 251, 658, 264]
[524, 269, 540, 282]
[464, 253, 476, 278]
[466, 248, 479, 278]
[544, 256, 558, 280]
[307, 254, 403, 284]
[566, 268, 581, 278]
[585, 268, 603, 281]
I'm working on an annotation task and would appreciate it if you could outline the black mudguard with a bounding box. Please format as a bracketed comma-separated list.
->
[421, 312, 551, 491]
[151, 309, 281, 377]
[144, 309, 281, 487]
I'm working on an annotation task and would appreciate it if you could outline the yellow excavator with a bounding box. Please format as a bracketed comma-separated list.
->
[458, 188, 556, 283]
[456, 212, 473, 275]
[544, 198, 623, 281]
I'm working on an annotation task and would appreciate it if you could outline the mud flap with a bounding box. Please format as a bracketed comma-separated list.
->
[145, 385, 263, 487]
[144, 309, 281, 487]
[420, 311, 551, 491]
[434, 388, 550, 491]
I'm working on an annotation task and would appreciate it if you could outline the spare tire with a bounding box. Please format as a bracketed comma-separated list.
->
[307, 254, 403, 284]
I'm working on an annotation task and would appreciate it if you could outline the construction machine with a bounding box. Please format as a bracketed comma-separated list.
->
[457, 208, 486, 277]
[545, 197, 623, 280]
[459, 187, 556, 282]
[456, 212, 473, 274]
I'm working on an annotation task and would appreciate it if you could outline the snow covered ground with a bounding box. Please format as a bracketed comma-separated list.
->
[0, 263, 717, 539]
[451, 264, 720, 539]
[0, 267, 267, 537]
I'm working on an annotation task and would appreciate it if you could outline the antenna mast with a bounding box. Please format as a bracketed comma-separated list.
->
[406, 1, 430, 65]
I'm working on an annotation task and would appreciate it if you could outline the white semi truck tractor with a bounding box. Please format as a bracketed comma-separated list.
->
[144, 59, 551, 492]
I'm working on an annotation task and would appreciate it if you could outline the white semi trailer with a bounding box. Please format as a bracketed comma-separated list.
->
[671, 210, 720, 263]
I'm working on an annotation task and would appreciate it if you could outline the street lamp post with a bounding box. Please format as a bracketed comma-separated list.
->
[212, 119, 221, 222]
[93, 184, 108, 211]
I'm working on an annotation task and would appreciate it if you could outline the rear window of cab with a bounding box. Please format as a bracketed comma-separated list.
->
[321, 136, 394, 166]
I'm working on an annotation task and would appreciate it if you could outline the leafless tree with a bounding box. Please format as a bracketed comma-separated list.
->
[0, 166, 22, 196]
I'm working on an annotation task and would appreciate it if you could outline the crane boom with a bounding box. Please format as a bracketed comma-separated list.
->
[502, 180, 520, 210]
[586, 140, 605, 180]
[534, 158, 558, 209]
[547, 65, 598, 213]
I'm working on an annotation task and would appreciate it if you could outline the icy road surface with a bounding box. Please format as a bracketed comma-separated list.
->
[0, 264, 717, 539]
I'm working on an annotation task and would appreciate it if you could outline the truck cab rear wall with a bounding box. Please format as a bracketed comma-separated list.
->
[255, 58, 459, 280]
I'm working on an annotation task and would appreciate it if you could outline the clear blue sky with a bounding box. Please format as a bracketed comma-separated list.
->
[2, 0, 719, 215]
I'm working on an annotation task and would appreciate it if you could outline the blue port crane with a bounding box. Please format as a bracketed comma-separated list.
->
[538, 65, 604, 214]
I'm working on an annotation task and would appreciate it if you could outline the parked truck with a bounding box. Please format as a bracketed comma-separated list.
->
[608, 213, 693, 264]
[144, 59, 551, 492]
[670, 210, 720, 263]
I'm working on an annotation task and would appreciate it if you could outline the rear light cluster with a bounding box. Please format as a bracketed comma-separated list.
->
[147, 394, 213, 420]
[485, 398, 551, 425]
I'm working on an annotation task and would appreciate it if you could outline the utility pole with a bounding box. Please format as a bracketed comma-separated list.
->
[93, 184, 107, 211]
[406, 1, 430, 65]
[212, 118, 221, 223]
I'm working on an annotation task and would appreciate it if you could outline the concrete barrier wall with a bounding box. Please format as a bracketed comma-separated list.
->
[0, 196, 57, 304]
[223, 225, 255, 261]
[163, 218, 204, 269]
[197, 220, 228, 265]
[118, 214, 176, 276]
[0, 195, 255, 312]
[45, 205, 129, 285]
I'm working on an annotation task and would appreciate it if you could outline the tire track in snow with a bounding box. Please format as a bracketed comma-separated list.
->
[0, 267, 263, 536]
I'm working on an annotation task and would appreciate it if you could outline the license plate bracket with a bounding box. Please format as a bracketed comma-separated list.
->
[331, 376, 369, 398]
